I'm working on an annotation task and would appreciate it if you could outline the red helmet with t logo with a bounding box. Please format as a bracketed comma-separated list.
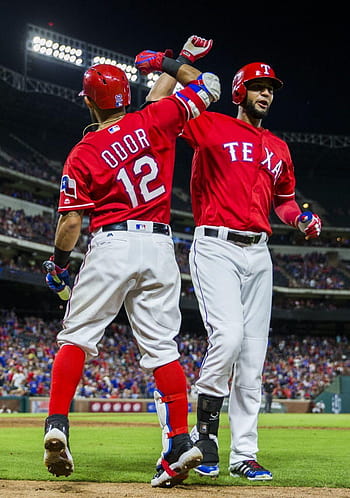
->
[232, 62, 283, 104]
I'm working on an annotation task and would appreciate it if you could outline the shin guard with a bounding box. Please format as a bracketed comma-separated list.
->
[197, 394, 224, 438]
[154, 389, 188, 459]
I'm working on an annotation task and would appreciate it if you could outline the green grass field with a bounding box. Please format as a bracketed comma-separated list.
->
[0, 412, 349, 488]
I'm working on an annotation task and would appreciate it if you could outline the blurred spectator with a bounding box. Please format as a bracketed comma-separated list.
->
[0, 310, 349, 401]
[0, 207, 88, 253]
[263, 379, 275, 413]
[271, 252, 350, 289]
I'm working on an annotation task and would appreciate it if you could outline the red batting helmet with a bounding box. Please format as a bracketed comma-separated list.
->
[79, 64, 131, 109]
[232, 62, 283, 105]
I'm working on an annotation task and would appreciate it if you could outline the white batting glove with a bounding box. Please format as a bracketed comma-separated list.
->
[178, 35, 213, 63]
[296, 211, 322, 240]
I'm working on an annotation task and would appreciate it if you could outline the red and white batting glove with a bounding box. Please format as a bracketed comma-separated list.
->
[296, 211, 322, 240]
[179, 35, 213, 63]
[134, 49, 174, 75]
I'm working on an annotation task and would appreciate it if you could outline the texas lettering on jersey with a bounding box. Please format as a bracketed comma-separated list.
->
[223, 142, 283, 184]
[182, 112, 296, 234]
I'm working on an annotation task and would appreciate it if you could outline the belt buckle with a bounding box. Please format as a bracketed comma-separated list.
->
[228, 231, 258, 246]
[233, 239, 249, 247]
[252, 234, 261, 244]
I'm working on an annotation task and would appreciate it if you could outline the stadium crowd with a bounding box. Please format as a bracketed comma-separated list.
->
[262, 333, 348, 401]
[0, 142, 60, 184]
[0, 207, 88, 254]
[271, 252, 349, 290]
[1, 207, 350, 296]
[0, 310, 349, 402]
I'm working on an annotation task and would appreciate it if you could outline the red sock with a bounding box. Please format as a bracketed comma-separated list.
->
[49, 344, 86, 416]
[153, 360, 189, 436]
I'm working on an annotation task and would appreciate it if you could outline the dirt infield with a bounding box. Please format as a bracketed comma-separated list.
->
[1, 480, 350, 497]
[2, 416, 350, 431]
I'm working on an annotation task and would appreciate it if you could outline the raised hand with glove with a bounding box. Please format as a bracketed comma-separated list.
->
[135, 51, 220, 109]
[296, 211, 322, 240]
[134, 49, 174, 75]
[135, 35, 213, 75]
[177, 35, 213, 64]
[138, 35, 215, 104]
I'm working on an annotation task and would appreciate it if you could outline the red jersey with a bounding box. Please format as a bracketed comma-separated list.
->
[58, 93, 200, 232]
[182, 112, 296, 235]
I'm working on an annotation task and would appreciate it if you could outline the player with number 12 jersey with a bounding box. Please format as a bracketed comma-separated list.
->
[59, 98, 189, 232]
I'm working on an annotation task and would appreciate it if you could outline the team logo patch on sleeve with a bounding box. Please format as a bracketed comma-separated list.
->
[60, 175, 77, 198]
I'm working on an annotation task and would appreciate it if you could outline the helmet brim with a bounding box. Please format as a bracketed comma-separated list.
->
[245, 76, 283, 90]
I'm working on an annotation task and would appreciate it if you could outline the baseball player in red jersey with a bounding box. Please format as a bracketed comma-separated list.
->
[42, 41, 220, 488]
[145, 43, 322, 481]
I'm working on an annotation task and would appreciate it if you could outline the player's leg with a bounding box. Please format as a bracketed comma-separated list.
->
[43, 345, 85, 476]
[44, 231, 132, 476]
[189, 235, 246, 477]
[125, 233, 202, 487]
[190, 235, 245, 396]
[189, 394, 224, 477]
[228, 241, 273, 480]
[151, 362, 202, 487]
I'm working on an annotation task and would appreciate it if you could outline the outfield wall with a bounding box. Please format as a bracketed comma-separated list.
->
[313, 375, 350, 413]
[0, 396, 312, 414]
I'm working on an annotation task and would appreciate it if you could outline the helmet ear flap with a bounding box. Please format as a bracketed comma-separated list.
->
[231, 70, 247, 105]
[232, 83, 247, 105]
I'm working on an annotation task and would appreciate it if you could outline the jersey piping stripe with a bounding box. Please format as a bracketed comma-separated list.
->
[174, 94, 191, 121]
[191, 238, 214, 374]
[274, 192, 295, 197]
[58, 202, 95, 210]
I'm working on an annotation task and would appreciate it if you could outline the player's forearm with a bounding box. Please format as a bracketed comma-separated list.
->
[54, 211, 83, 255]
[145, 65, 202, 103]
[274, 199, 301, 227]
[174, 63, 201, 87]
[161, 57, 201, 86]
[145, 73, 177, 102]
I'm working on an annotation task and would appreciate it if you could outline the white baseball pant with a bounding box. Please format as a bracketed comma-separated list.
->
[57, 222, 181, 371]
[189, 225, 272, 465]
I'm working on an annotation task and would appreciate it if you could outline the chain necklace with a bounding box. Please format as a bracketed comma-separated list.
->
[82, 115, 125, 136]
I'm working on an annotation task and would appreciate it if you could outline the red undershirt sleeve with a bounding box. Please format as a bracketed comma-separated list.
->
[274, 198, 301, 227]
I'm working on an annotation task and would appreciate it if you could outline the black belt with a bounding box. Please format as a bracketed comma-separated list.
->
[204, 227, 261, 245]
[102, 221, 170, 235]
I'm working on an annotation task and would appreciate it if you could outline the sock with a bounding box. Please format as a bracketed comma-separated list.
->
[49, 344, 86, 416]
[153, 360, 189, 436]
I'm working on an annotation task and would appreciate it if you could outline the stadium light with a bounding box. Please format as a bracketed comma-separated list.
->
[27, 26, 86, 68]
[26, 24, 157, 89]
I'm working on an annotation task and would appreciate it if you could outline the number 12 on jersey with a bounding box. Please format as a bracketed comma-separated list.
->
[116, 155, 165, 208]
